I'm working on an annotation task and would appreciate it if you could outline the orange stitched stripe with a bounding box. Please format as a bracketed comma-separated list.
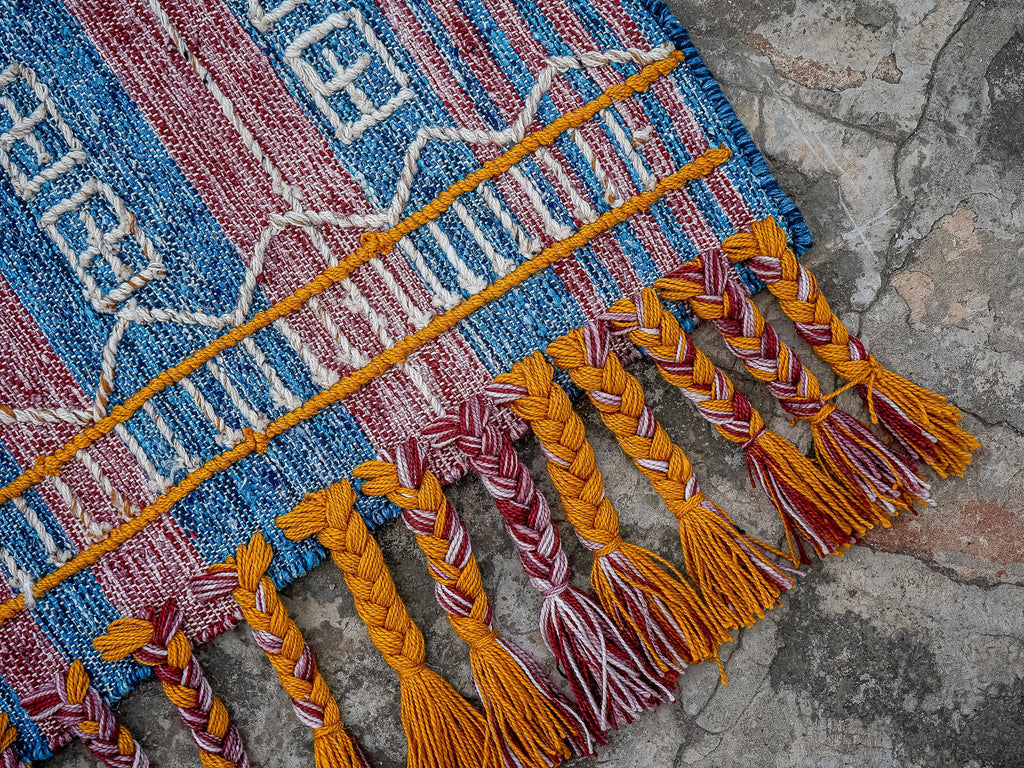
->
[0, 50, 686, 511]
[0, 145, 730, 628]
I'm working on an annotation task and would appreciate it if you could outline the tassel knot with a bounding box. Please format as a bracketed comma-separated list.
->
[656, 252, 932, 525]
[606, 288, 860, 564]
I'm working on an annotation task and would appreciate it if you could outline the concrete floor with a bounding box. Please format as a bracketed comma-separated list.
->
[47, 1, 1024, 766]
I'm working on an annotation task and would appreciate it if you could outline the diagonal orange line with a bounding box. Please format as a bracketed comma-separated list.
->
[0, 51, 685, 511]
[0, 144, 731, 628]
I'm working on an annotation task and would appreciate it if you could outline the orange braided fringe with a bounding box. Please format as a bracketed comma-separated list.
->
[490, 352, 729, 675]
[0, 713, 28, 768]
[606, 288, 858, 563]
[276, 481, 489, 768]
[93, 601, 250, 768]
[357, 445, 591, 767]
[655, 254, 931, 523]
[547, 324, 792, 627]
[724, 217, 979, 477]
[199, 533, 368, 768]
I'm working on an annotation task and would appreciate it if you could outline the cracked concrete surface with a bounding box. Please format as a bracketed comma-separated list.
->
[46, 1, 1024, 766]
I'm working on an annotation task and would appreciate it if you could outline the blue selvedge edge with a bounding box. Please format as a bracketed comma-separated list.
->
[641, 0, 813, 258]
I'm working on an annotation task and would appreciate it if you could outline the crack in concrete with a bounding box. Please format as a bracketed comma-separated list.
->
[890, 1, 981, 267]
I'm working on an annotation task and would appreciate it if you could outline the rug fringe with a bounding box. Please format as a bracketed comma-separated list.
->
[548, 323, 791, 626]
[195, 533, 369, 768]
[94, 600, 251, 768]
[489, 353, 728, 676]
[357, 444, 590, 767]
[725, 217, 979, 478]
[425, 396, 672, 734]
[278, 481, 489, 768]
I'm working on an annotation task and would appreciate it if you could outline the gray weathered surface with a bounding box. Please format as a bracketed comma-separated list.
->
[47, 1, 1024, 766]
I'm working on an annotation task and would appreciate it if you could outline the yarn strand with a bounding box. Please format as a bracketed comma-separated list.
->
[605, 288, 857, 563]
[424, 396, 671, 734]
[548, 322, 792, 623]
[276, 480, 489, 768]
[489, 352, 729, 677]
[724, 217, 979, 477]
[195, 532, 369, 768]
[655, 252, 932, 524]
[356, 441, 592, 768]
[93, 600, 250, 768]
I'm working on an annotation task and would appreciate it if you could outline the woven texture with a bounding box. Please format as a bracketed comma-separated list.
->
[0, 0, 808, 758]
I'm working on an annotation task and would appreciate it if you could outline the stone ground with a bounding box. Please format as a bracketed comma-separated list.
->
[47, 1, 1024, 766]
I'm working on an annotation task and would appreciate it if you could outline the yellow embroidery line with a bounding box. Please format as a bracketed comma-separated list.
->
[0, 50, 686, 511]
[0, 145, 731, 627]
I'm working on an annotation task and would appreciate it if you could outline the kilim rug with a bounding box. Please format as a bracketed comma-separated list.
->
[0, 0, 978, 765]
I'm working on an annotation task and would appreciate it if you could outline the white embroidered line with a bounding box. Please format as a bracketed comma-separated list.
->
[239, 337, 303, 411]
[600, 108, 655, 191]
[142, 400, 199, 474]
[452, 199, 516, 277]
[49, 474, 109, 543]
[274, 315, 340, 389]
[477, 181, 540, 258]
[247, 0, 306, 33]
[12, 496, 69, 564]
[40, 178, 167, 315]
[0, 545, 35, 610]
[284, 10, 416, 145]
[397, 237, 461, 311]
[75, 448, 140, 522]
[570, 127, 624, 208]
[93, 316, 129, 420]
[114, 422, 170, 493]
[0, 62, 87, 201]
[425, 220, 488, 295]
[179, 375, 244, 448]
[0, 405, 94, 427]
[206, 357, 269, 432]
[535, 145, 598, 225]
[507, 162, 574, 240]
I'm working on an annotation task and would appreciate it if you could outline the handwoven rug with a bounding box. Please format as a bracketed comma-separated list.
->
[0, 0, 977, 765]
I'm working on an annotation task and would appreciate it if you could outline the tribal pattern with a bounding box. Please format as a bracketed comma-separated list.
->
[0, 0, 974, 763]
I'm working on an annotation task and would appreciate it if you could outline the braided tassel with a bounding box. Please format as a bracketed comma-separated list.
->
[22, 660, 149, 768]
[606, 288, 857, 563]
[724, 217, 979, 478]
[277, 480, 489, 768]
[424, 396, 671, 734]
[655, 251, 932, 523]
[94, 599, 250, 768]
[489, 352, 728, 677]
[195, 533, 369, 768]
[548, 323, 793, 626]
[356, 442, 591, 768]
[0, 713, 29, 768]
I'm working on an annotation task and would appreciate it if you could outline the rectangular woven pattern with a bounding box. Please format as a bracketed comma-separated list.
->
[0, 0, 820, 760]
